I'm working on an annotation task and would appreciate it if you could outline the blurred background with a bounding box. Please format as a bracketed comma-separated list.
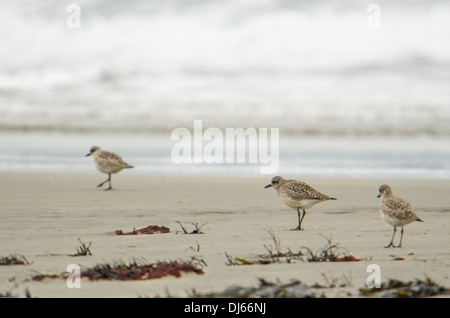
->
[1, 0, 449, 177]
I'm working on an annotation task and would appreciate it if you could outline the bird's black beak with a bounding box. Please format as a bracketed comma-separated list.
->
[377, 193, 381, 198]
[264, 184, 272, 189]
[85, 152, 91, 157]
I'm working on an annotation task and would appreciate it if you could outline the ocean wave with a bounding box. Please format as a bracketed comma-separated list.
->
[1, 0, 449, 136]
[0, 118, 449, 136]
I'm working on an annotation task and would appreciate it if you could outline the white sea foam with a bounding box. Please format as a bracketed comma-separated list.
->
[0, 0, 449, 135]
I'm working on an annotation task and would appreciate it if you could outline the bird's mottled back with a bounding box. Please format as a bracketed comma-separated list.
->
[95, 149, 132, 169]
[380, 197, 417, 221]
[280, 180, 333, 202]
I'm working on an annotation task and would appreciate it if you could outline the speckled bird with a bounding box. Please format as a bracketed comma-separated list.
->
[86, 146, 134, 190]
[377, 184, 423, 248]
[265, 176, 337, 230]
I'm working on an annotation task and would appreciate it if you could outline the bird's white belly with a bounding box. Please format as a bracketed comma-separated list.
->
[380, 210, 414, 227]
[95, 162, 123, 174]
[284, 199, 320, 210]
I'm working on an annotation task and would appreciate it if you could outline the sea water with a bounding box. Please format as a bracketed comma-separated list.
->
[1, 0, 449, 178]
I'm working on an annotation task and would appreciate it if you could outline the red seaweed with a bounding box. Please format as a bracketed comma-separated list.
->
[30, 258, 205, 282]
[79, 260, 203, 281]
[334, 255, 361, 262]
[115, 225, 170, 235]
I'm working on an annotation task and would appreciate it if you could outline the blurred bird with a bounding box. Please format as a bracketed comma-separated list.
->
[86, 146, 134, 190]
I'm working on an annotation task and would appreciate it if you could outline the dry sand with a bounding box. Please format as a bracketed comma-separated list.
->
[0, 172, 449, 298]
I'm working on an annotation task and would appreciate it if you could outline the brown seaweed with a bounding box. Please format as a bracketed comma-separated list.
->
[115, 225, 170, 235]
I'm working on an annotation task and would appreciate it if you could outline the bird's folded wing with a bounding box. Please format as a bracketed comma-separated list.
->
[382, 197, 416, 219]
[281, 182, 331, 201]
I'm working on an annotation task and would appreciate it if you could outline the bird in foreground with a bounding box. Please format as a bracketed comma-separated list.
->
[377, 184, 423, 248]
[265, 176, 337, 230]
[86, 146, 134, 190]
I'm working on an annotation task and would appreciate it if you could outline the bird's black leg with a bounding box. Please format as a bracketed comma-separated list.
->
[396, 226, 404, 248]
[291, 209, 301, 230]
[105, 173, 113, 191]
[97, 174, 110, 188]
[299, 209, 306, 230]
[385, 226, 396, 248]
[97, 173, 112, 190]
[291, 209, 306, 231]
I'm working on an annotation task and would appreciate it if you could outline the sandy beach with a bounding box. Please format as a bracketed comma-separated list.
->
[0, 172, 449, 298]
[3, 0, 450, 304]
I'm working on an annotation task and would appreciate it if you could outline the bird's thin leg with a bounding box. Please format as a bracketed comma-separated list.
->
[396, 226, 404, 248]
[299, 209, 306, 229]
[385, 226, 396, 248]
[105, 173, 113, 191]
[291, 209, 301, 230]
[291, 209, 306, 231]
[97, 174, 110, 188]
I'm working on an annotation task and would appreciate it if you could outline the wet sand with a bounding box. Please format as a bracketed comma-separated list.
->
[0, 173, 449, 297]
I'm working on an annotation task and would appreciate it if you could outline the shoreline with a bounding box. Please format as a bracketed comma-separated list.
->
[1, 131, 450, 179]
[0, 173, 449, 297]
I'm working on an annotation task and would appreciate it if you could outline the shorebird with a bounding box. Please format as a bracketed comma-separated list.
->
[86, 146, 134, 190]
[265, 176, 337, 230]
[377, 185, 423, 248]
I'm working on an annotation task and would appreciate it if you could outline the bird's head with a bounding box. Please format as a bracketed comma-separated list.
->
[377, 184, 393, 198]
[265, 176, 285, 190]
[86, 145, 101, 157]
